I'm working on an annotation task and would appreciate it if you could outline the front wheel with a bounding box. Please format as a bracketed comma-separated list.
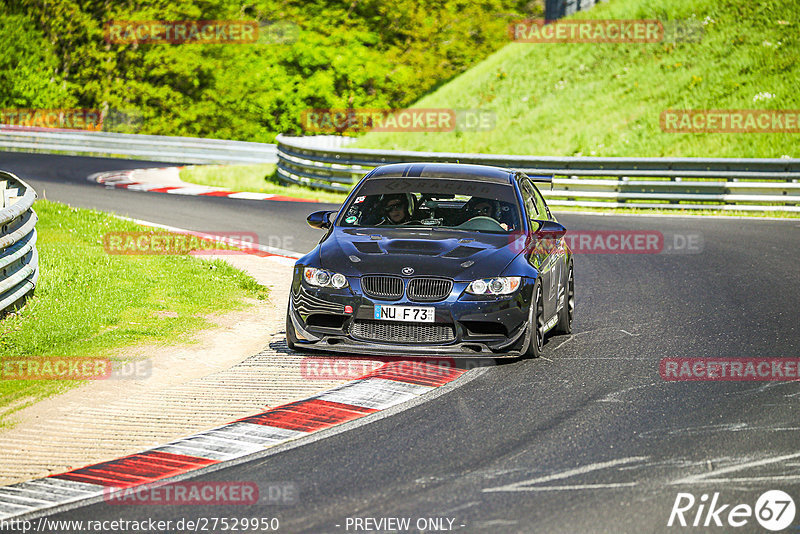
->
[553, 261, 574, 335]
[523, 279, 545, 359]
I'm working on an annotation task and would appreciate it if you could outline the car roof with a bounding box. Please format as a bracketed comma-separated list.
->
[366, 163, 515, 185]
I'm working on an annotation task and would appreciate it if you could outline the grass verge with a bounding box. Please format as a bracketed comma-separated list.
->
[0, 199, 269, 427]
[179, 164, 349, 204]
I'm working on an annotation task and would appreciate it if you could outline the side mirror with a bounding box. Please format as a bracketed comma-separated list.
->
[532, 220, 567, 239]
[307, 210, 335, 229]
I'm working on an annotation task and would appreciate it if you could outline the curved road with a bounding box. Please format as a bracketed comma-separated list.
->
[2, 151, 800, 533]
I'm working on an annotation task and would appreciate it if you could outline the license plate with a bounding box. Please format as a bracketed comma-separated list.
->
[374, 305, 435, 322]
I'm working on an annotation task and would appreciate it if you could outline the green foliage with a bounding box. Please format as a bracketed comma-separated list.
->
[0, 7, 73, 107]
[0, 0, 536, 140]
[355, 0, 800, 157]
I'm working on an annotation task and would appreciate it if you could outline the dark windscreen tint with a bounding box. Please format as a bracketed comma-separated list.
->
[337, 177, 522, 233]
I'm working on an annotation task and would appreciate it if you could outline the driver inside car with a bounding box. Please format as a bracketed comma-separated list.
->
[468, 198, 509, 230]
[378, 193, 412, 225]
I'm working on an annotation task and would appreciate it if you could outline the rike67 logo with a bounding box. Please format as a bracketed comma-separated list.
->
[668, 490, 796, 531]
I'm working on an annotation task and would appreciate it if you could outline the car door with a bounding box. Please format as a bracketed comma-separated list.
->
[530, 183, 563, 318]
[520, 180, 555, 318]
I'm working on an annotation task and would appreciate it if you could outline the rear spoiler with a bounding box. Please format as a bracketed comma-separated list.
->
[526, 174, 553, 184]
[512, 170, 553, 184]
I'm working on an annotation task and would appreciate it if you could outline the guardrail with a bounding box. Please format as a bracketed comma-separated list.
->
[275, 135, 800, 212]
[0, 172, 38, 315]
[0, 127, 277, 165]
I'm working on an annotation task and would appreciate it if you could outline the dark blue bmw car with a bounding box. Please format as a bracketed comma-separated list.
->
[286, 163, 573, 358]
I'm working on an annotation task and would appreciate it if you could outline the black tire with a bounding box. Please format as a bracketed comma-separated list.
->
[523, 279, 545, 359]
[553, 261, 574, 335]
[285, 302, 298, 350]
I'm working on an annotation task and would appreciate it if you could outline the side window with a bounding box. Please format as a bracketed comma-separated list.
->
[520, 181, 541, 220]
[531, 184, 550, 220]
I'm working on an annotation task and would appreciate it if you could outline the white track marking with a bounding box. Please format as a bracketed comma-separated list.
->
[474, 520, 519, 527]
[153, 434, 267, 461]
[558, 357, 652, 360]
[723, 382, 789, 397]
[672, 451, 800, 485]
[504, 483, 638, 491]
[598, 382, 658, 403]
[482, 456, 649, 493]
[550, 335, 574, 352]
[165, 186, 219, 195]
[440, 501, 481, 515]
[316, 378, 432, 410]
[201, 422, 305, 445]
[227, 192, 276, 200]
[0, 479, 104, 519]
[123, 183, 161, 192]
[639, 423, 800, 438]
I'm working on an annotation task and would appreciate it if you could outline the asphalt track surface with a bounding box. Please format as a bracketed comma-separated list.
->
[2, 151, 800, 533]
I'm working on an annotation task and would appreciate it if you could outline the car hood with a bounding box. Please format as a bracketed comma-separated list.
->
[319, 227, 525, 281]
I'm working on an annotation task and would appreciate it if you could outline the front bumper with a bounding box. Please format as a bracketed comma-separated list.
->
[288, 280, 534, 358]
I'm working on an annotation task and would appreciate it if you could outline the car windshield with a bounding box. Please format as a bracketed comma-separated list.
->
[338, 177, 522, 233]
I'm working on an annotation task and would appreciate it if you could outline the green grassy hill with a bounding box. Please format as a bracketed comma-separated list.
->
[355, 0, 799, 158]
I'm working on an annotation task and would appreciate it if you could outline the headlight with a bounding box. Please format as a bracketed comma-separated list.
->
[304, 267, 349, 289]
[466, 276, 521, 295]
